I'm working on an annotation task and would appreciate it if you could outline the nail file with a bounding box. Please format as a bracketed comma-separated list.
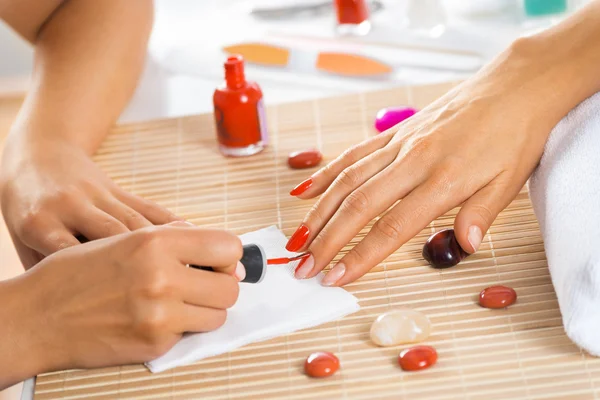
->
[223, 42, 393, 77]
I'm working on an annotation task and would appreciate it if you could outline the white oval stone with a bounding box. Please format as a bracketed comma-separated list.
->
[370, 309, 431, 347]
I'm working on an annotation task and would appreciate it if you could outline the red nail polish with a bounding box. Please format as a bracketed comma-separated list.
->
[290, 178, 313, 196]
[294, 253, 311, 274]
[213, 55, 268, 157]
[286, 224, 310, 252]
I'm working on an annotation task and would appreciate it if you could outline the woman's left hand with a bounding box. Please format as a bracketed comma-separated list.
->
[284, 37, 580, 287]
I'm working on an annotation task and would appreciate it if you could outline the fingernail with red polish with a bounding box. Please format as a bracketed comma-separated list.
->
[321, 263, 346, 286]
[290, 178, 313, 196]
[234, 261, 246, 282]
[294, 254, 314, 279]
[286, 224, 310, 252]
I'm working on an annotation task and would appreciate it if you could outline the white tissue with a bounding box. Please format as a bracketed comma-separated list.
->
[529, 92, 600, 355]
[146, 225, 360, 373]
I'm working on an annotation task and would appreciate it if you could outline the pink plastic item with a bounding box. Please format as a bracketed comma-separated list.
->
[374, 107, 418, 133]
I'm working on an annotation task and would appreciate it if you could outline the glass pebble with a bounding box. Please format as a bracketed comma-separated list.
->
[422, 229, 468, 268]
[479, 285, 517, 309]
[374, 106, 418, 133]
[370, 309, 431, 347]
[304, 351, 340, 378]
[288, 149, 322, 169]
[398, 345, 438, 371]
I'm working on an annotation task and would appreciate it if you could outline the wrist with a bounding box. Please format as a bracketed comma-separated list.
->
[0, 276, 55, 387]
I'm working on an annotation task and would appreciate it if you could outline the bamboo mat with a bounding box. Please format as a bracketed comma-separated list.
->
[33, 82, 600, 400]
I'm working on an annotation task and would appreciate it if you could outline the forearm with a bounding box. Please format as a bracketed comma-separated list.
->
[465, 0, 600, 136]
[4, 0, 153, 155]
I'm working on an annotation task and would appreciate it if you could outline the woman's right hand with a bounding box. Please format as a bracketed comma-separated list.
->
[1, 222, 243, 385]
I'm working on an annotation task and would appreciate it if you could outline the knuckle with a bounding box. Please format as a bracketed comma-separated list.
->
[374, 213, 406, 241]
[54, 185, 81, 205]
[337, 166, 362, 189]
[101, 218, 125, 237]
[18, 210, 44, 239]
[140, 269, 171, 299]
[123, 209, 147, 228]
[304, 204, 325, 226]
[429, 169, 455, 195]
[135, 304, 169, 336]
[470, 203, 495, 225]
[133, 226, 165, 251]
[342, 189, 370, 215]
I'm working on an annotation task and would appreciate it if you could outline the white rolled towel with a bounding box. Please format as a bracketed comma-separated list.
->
[529, 91, 600, 355]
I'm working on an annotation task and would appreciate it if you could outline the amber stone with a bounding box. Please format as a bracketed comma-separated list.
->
[422, 229, 468, 269]
[479, 285, 517, 309]
[288, 149, 322, 169]
[398, 345, 438, 372]
[304, 351, 340, 378]
[370, 309, 431, 347]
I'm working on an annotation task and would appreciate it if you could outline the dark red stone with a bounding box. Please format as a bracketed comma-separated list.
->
[304, 351, 340, 378]
[422, 229, 468, 269]
[398, 345, 438, 372]
[479, 285, 517, 309]
[288, 149, 322, 169]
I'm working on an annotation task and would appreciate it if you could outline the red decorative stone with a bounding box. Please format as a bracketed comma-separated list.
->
[304, 351, 340, 378]
[288, 149, 323, 169]
[422, 229, 468, 269]
[398, 345, 438, 372]
[479, 285, 517, 309]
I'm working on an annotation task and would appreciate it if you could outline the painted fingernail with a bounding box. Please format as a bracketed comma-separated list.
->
[234, 261, 246, 282]
[295, 254, 314, 279]
[290, 178, 313, 196]
[321, 263, 346, 287]
[467, 225, 482, 253]
[286, 224, 310, 252]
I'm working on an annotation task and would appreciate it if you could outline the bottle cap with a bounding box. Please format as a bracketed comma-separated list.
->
[190, 243, 267, 284]
[239, 244, 267, 284]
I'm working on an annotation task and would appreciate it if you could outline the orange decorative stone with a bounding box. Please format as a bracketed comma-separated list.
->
[288, 149, 322, 169]
[304, 351, 340, 378]
[479, 285, 517, 309]
[398, 345, 438, 372]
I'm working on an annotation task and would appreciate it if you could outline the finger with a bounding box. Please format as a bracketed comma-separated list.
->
[454, 173, 522, 254]
[15, 215, 81, 258]
[9, 230, 44, 269]
[302, 158, 426, 277]
[116, 190, 181, 225]
[290, 130, 396, 199]
[177, 267, 240, 309]
[98, 198, 153, 231]
[322, 177, 458, 286]
[68, 206, 129, 240]
[175, 304, 228, 333]
[286, 144, 399, 252]
[149, 226, 243, 272]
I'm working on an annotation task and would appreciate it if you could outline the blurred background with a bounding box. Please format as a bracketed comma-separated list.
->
[0, 0, 591, 399]
[0, 0, 591, 122]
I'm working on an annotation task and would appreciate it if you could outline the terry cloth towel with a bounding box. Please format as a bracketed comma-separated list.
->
[146, 225, 360, 373]
[529, 91, 600, 356]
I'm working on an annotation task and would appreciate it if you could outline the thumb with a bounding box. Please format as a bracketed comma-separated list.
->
[454, 175, 521, 254]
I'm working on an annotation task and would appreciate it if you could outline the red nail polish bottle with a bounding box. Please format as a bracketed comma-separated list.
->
[334, 0, 371, 36]
[213, 55, 268, 157]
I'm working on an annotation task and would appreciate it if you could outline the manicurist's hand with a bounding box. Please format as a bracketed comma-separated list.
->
[287, 4, 600, 286]
[0, 137, 181, 268]
[0, 222, 244, 388]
